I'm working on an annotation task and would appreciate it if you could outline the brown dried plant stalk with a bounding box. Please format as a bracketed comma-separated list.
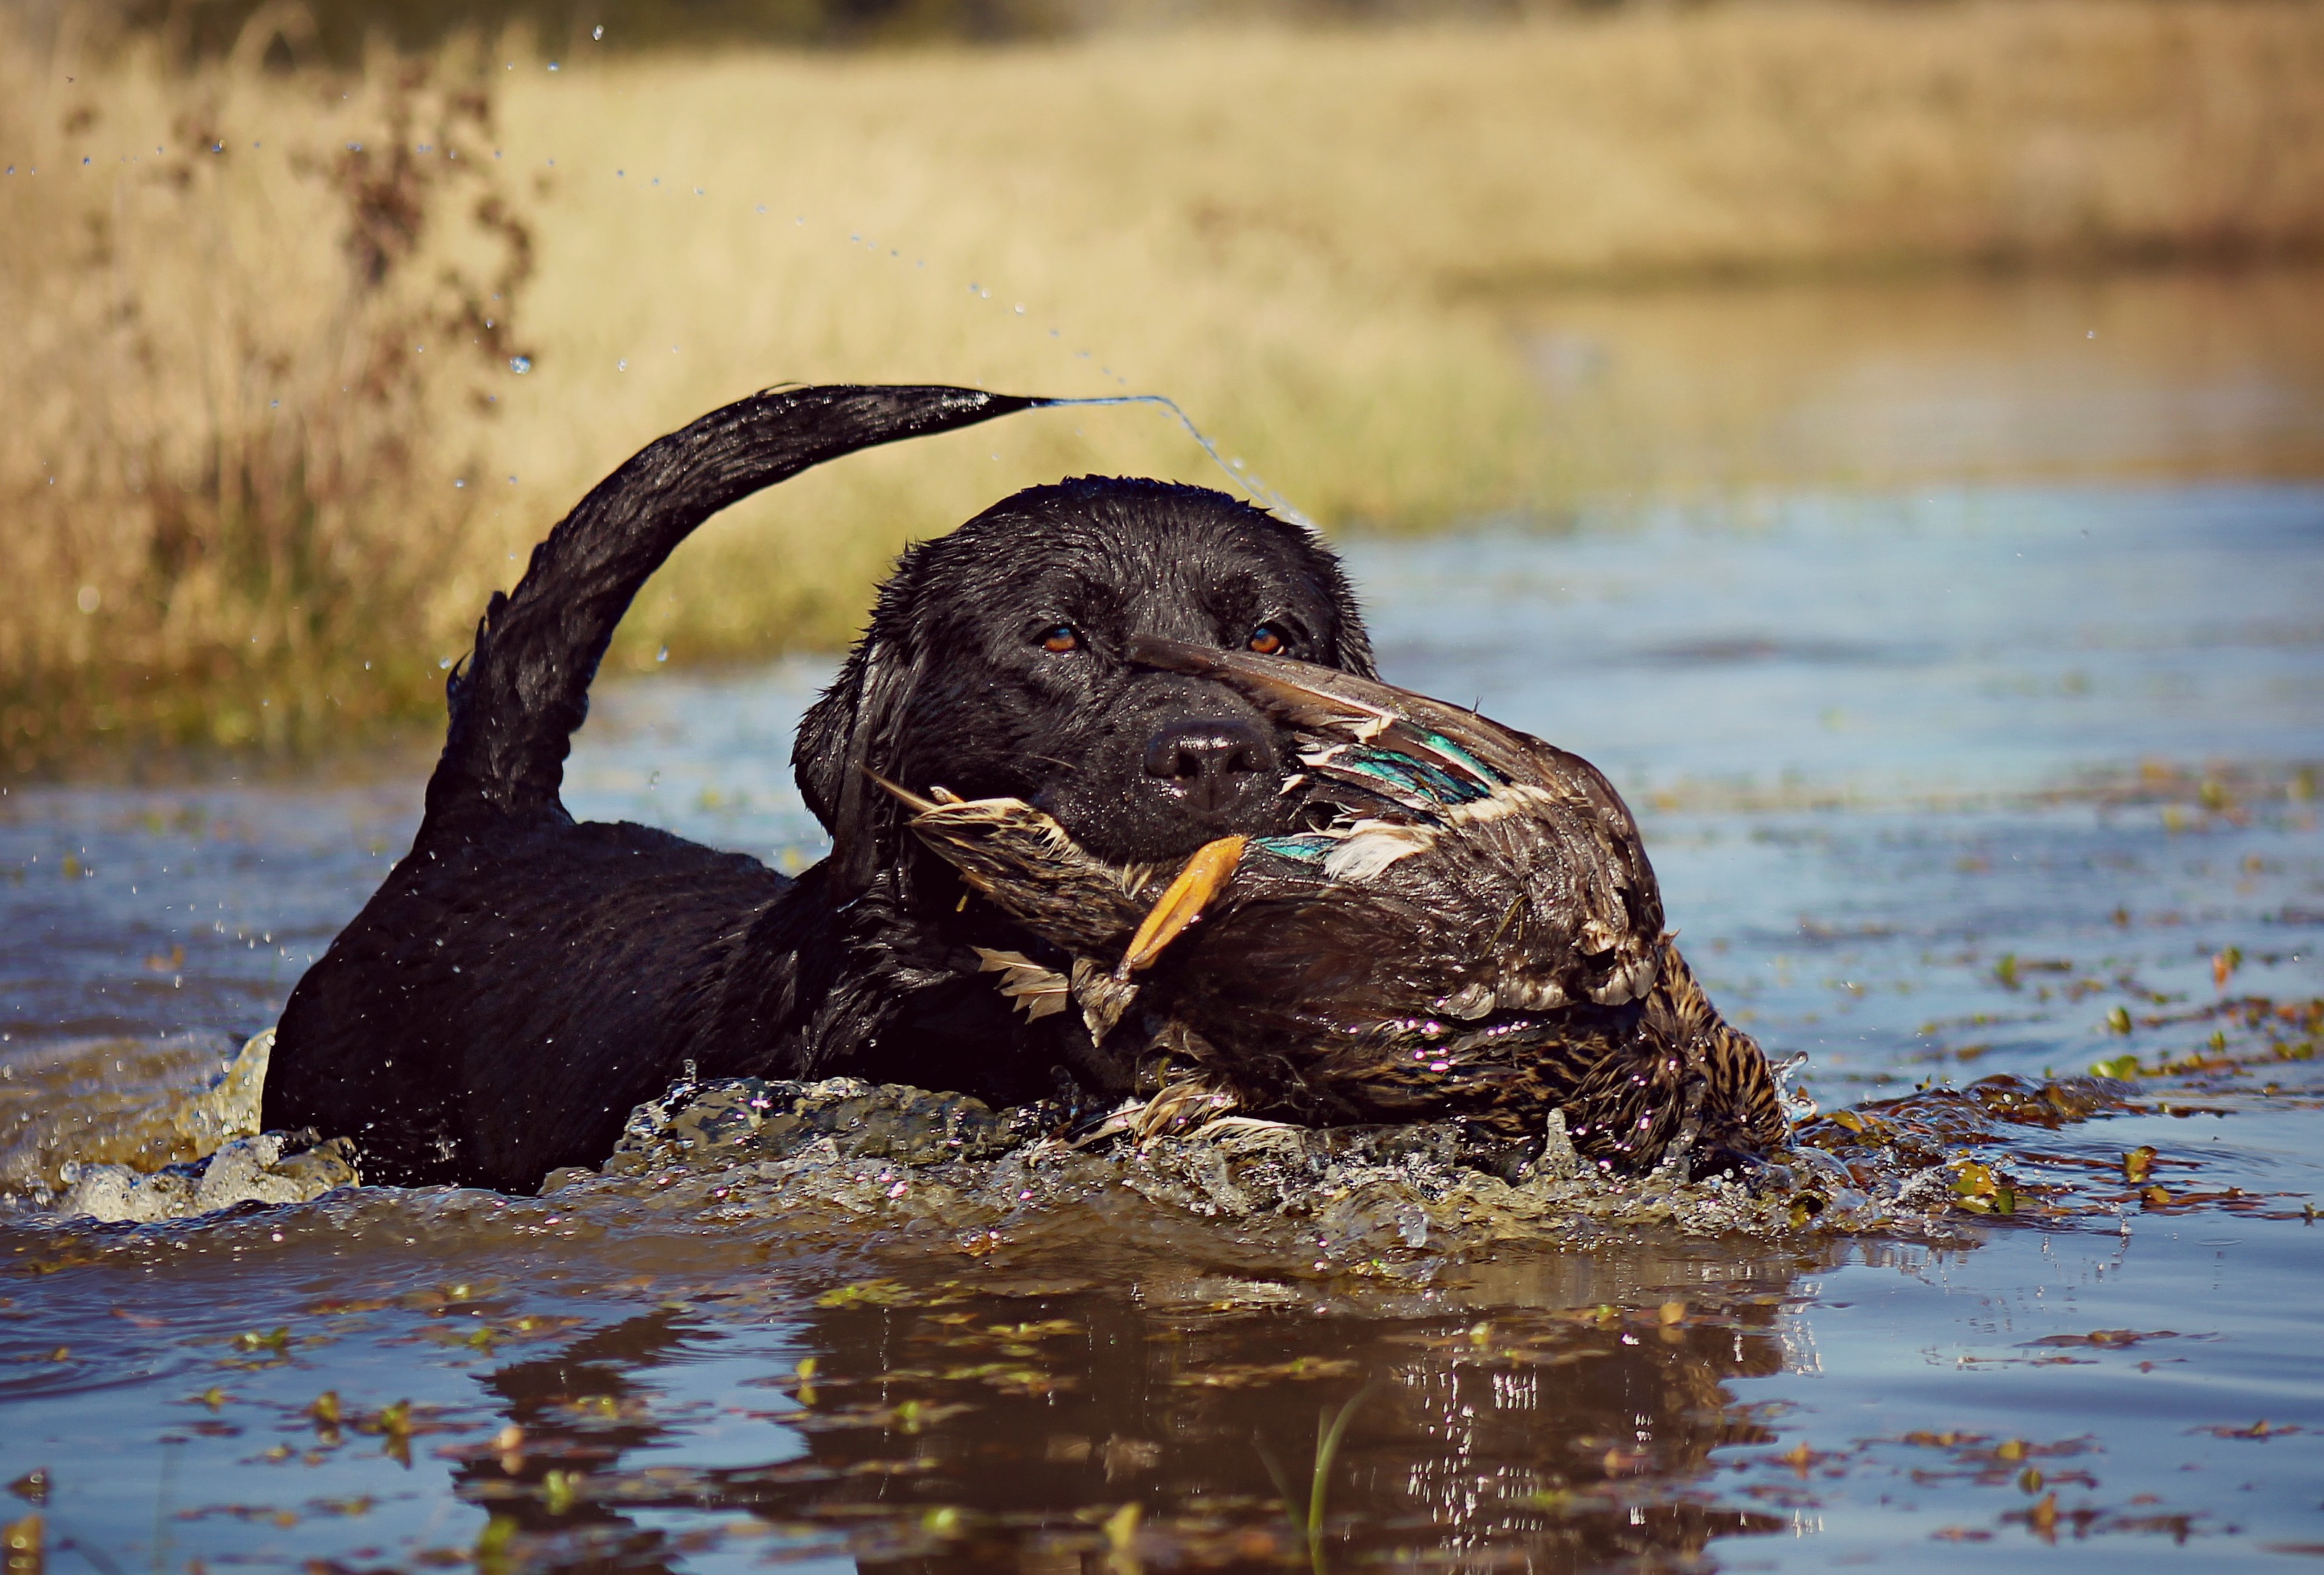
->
[0, 35, 533, 772]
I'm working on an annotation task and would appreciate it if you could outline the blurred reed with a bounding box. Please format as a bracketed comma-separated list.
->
[1, 32, 538, 768]
[7, 0, 2323, 769]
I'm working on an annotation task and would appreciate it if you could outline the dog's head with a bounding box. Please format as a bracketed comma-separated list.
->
[795, 477, 1374, 899]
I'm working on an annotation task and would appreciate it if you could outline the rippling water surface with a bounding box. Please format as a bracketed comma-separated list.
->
[4, 285, 2323, 1572]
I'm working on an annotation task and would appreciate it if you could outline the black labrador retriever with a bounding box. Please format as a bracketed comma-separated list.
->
[262, 385, 1375, 1192]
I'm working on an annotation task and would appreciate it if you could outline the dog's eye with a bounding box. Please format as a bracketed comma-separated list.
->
[1039, 623, 1081, 654]
[1247, 624, 1287, 656]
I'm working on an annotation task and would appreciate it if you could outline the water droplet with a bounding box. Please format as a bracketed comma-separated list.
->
[548, 61, 560, 71]
[616, 168, 624, 177]
[1014, 303, 1025, 314]
[648, 771, 660, 788]
[440, 657, 454, 670]
[593, 23, 605, 39]
[695, 187, 703, 195]
[76, 586, 99, 614]
[616, 359, 626, 372]
[656, 646, 668, 663]
[454, 478, 466, 488]
[509, 356, 531, 374]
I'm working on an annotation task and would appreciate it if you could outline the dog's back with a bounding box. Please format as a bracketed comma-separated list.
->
[263, 387, 1037, 1190]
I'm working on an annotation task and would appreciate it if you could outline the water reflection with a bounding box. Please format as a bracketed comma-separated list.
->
[438, 1240, 1873, 1573]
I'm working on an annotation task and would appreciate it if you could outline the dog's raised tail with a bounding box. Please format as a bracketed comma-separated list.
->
[427, 384, 1042, 827]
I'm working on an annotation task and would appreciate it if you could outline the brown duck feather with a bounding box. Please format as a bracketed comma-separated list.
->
[889, 645, 1790, 1172]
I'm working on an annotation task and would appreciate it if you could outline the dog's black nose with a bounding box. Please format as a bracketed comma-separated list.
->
[1142, 718, 1275, 818]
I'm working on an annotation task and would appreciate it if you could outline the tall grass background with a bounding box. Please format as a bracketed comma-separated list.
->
[7, 0, 2324, 771]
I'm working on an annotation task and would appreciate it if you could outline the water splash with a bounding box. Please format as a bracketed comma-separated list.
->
[1034, 393, 1317, 532]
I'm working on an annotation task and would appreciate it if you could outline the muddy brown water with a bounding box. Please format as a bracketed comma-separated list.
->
[4, 273, 2323, 1572]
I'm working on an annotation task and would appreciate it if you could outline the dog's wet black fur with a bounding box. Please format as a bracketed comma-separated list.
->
[262, 385, 1374, 1192]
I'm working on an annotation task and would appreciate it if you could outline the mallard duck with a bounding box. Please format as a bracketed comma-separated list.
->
[882, 637, 1788, 1174]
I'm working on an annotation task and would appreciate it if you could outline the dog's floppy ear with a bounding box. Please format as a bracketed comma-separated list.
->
[795, 557, 928, 902]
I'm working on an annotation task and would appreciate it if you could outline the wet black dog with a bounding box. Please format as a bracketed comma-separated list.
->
[261, 386, 1374, 1192]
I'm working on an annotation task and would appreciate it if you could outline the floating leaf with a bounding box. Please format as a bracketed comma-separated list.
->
[2022, 1329, 2177, 1349]
[539, 1468, 581, 1515]
[814, 1280, 917, 1309]
[1171, 1357, 1357, 1388]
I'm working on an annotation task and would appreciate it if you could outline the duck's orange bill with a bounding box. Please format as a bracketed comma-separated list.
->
[1115, 834, 1247, 978]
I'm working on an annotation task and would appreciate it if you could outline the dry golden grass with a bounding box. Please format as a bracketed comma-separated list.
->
[1, 37, 537, 763]
[8, 0, 2324, 767]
